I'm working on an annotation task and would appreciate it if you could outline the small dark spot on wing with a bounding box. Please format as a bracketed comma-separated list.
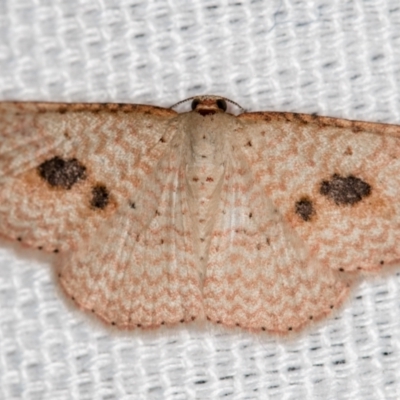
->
[295, 198, 315, 221]
[293, 114, 308, 124]
[90, 185, 109, 209]
[262, 115, 272, 122]
[351, 124, 362, 133]
[344, 146, 353, 156]
[38, 156, 86, 189]
[320, 174, 371, 205]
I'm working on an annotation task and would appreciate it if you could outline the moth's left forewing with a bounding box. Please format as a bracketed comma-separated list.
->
[238, 111, 400, 272]
[0, 102, 178, 251]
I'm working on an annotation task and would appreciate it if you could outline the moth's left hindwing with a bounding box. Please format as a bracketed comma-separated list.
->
[0, 102, 177, 252]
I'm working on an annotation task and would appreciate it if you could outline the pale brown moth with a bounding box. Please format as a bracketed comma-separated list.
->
[1, 95, 399, 334]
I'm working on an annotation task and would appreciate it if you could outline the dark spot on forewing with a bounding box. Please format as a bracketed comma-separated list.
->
[38, 156, 86, 189]
[320, 174, 371, 205]
[90, 185, 110, 209]
[295, 198, 315, 221]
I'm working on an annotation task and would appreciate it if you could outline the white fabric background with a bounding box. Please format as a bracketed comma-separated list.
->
[1, 0, 400, 399]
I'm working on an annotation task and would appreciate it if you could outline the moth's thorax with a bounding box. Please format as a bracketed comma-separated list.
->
[182, 112, 234, 165]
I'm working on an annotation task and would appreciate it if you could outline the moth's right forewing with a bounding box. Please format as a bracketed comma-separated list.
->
[238, 111, 400, 273]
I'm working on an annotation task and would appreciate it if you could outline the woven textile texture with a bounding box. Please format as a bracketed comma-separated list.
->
[1, 1, 400, 399]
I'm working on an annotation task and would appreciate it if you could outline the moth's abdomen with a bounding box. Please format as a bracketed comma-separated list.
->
[181, 112, 234, 272]
[187, 162, 225, 272]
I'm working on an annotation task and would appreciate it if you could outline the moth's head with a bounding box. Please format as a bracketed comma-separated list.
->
[171, 95, 244, 116]
[190, 96, 230, 116]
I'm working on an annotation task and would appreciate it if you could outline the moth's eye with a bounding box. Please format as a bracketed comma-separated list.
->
[191, 98, 201, 110]
[216, 99, 227, 112]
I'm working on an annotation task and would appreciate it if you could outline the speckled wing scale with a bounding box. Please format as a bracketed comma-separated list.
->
[1, 96, 400, 334]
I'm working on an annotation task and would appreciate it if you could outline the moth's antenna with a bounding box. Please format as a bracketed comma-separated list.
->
[170, 96, 197, 109]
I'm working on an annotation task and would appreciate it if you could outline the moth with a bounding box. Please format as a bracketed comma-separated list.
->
[1, 95, 399, 334]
